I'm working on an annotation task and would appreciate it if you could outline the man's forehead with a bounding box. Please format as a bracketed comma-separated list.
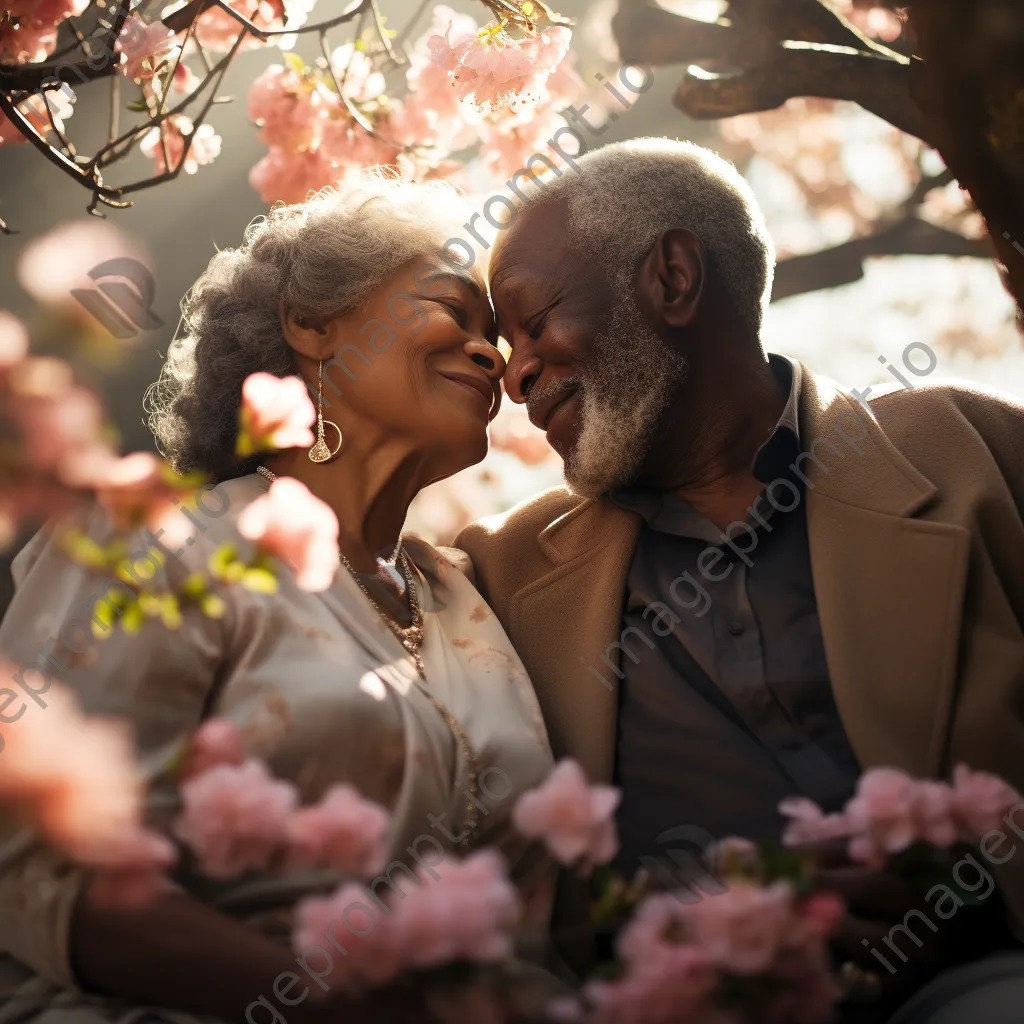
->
[491, 200, 571, 283]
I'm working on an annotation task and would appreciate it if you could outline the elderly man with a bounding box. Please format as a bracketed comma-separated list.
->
[457, 138, 1024, 1023]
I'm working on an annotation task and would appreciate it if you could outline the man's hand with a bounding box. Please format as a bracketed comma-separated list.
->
[804, 840, 1012, 1014]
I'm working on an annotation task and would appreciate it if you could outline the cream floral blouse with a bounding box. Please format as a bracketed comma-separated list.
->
[0, 473, 555, 1023]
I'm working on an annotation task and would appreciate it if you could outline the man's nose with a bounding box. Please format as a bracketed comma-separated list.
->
[504, 344, 542, 405]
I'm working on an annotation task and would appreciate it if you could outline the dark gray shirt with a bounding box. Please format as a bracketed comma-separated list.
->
[609, 355, 861, 878]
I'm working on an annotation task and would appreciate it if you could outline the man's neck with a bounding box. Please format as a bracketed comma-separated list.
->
[638, 354, 789, 532]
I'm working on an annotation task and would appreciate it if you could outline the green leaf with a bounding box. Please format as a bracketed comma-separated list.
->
[354, 37, 366, 51]
[126, 98, 150, 112]
[209, 543, 238, 579]
[121, 600, 145, 634]
[283, 51, 306, 73]
[240, 567, 278, 594]
[160, 594, 183, 630]
[200, 593, 227, 618]
[60, 529, 109, 569]
[180, 572, 208, 600]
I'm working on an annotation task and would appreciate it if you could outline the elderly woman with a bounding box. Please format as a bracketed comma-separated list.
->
[0, 178, 554, 1023]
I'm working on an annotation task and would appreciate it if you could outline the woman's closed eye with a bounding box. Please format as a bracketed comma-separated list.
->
[438, 298, 469, 329]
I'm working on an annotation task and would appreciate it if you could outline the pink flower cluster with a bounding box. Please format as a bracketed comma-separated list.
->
[293, 849, 519, 992]
[238, 372, 316, 454]
[237, 474, 340, 592]
[0, 0, 89, 64]
[246, 58, 399, 204]
[193, 0, 317, 53]
[781, 764, 1024, 868]
[174, 719, 390, 879]
[114, 15, 179, 82]
[244, 5, 586, 202]
[0, 674, 175, 906]
[512, 759, 620, 873]
[140, 114, 222, 176]
[427, 14, 571, 113]
[585, 884, 843, 1024]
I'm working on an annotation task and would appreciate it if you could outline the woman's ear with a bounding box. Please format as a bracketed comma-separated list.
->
[278, 297, 336, 360]
[636, 228, 706, 330]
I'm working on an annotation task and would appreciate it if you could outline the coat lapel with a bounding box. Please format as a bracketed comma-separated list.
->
[507, 366, 971, 787]
[509, 498, 642, 784]
[800, 370, 971, 777]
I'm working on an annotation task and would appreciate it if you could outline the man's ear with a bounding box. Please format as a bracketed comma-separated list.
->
[278, 297, 336, 359]
[637, 228, 706, 329]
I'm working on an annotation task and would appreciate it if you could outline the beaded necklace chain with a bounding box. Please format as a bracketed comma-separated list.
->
[255, 465, 480, 842]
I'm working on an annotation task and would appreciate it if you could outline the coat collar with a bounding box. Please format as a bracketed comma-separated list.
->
[511, 362, 968, 784]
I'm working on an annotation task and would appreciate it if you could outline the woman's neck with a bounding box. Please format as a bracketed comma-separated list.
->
[264, 432, 429, 573]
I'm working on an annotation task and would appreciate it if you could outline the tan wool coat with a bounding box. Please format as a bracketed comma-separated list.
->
[457, 363, 1024, 938]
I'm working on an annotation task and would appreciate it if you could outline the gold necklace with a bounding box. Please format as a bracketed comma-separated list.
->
[255, 466, 480, 843]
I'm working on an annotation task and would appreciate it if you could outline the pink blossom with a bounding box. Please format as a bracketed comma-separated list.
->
[247, 64, 335, 153]
[239, 372, 316, 453]
[0, 88, 76, 147]
[685, 880, 795, 974]
[16, 218, 148, 308]
[183, 718, 247, 780]
[8, 372, 109, 485]
[0, 677, 150, 864]
[910, 779, 958, 848]
[478, 106, 567, 180]
[174, 759, 299, 878]
[115, 16, 180, 82]
[428, 18, 573, 114]
[845, 767, 920, 863]
[0, 311, 28, 369]
[294, 849, 519, 992]
[237, 475, 340, 591]
[76, 450, 193, 549]
[318, 117, 400, 174]
[779, 796, 855, 848]
[329, 43, 386, 103]
[0, 0, 88, 62]
[141, 115, 221, 176]
[951, 763, 1023, 841]
[286, 783, 390, 874]
[248, 147, 337, 204]
[193, 0, 312, 52]
[587, 943, 718, 1024]
[512, 759, 620, 872]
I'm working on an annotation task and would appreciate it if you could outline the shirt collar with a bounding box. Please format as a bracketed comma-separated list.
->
[610, 353, 804, 533]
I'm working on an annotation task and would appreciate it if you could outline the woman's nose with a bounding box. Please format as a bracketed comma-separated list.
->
[464, 338, 507, 382]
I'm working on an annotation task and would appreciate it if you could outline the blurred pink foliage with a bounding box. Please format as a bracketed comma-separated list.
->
[236, 475, 340, 592]
[781, 764, 1024, 868]
[293, 848, 519, 992]
[513, 758, 620, 873]
[174, 758, 300, 878]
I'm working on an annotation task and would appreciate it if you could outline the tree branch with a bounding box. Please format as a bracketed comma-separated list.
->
[771, 217, 994, 302]
[675, 45, 930, 144]
[612, 0, 929, 142]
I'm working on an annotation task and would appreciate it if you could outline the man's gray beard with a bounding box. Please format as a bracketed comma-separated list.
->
[563, 291, 687, 498]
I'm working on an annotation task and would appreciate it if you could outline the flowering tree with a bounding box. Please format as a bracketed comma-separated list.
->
[0, 0, 586, 228]
[611, 0, 1024, 323]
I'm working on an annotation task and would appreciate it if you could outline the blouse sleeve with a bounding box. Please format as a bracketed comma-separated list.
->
[0, 502, 227, 988]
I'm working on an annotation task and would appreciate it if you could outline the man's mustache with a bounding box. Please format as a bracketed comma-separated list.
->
[525, 376, 583, 424]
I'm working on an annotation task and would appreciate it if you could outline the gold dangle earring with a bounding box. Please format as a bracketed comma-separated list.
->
[309, 360, 343, 463]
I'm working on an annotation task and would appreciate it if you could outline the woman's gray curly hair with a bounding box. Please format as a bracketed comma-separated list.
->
[145, 174, 473, 479]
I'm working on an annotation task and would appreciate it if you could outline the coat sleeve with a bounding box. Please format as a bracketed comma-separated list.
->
[0, 503, 226, 989]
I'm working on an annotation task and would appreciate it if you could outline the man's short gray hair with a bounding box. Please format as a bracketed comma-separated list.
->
[532, 138, 775, 331]
[146, 174, 471, 478]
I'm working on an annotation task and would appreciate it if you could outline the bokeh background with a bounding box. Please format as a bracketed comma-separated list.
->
[1, 0, 1020, 614]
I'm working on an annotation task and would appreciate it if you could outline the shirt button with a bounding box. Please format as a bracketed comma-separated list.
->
[727, 622, 745, 636]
